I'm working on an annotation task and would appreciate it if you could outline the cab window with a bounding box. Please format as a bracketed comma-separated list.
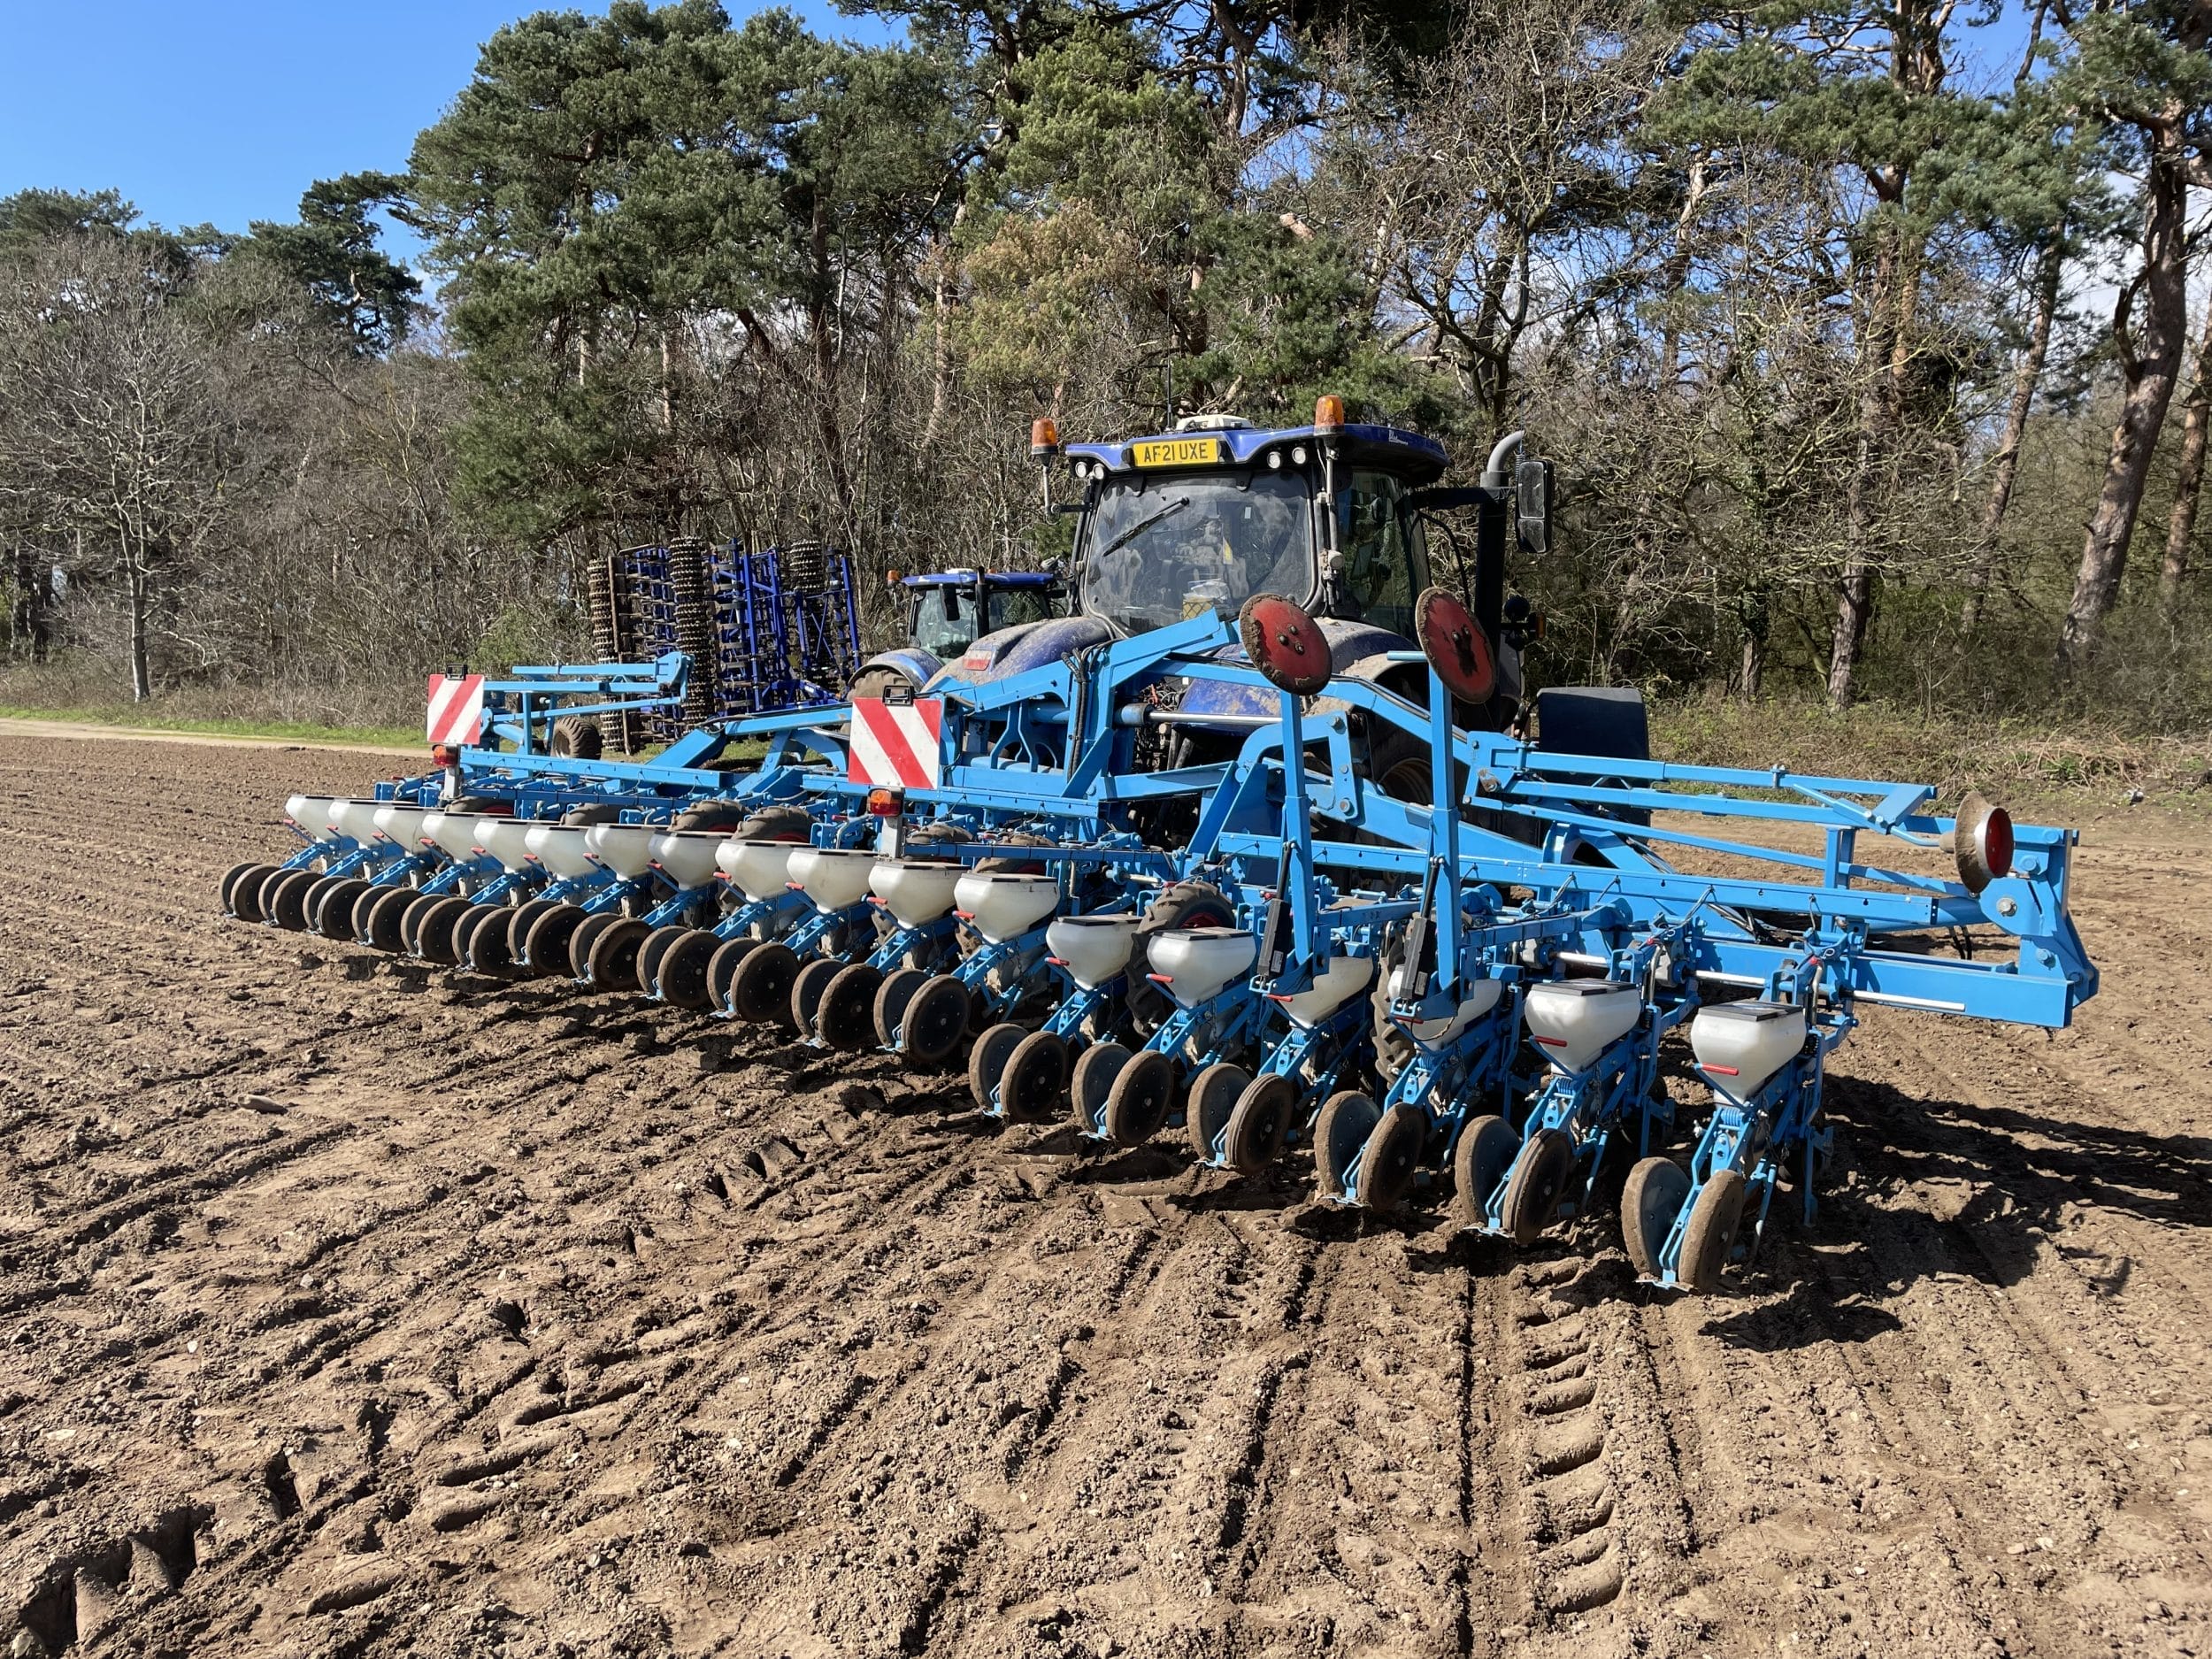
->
[1337, 469, 1428, 636]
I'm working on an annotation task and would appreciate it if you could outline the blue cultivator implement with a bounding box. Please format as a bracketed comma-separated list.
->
[224, 401, 2097, 1293]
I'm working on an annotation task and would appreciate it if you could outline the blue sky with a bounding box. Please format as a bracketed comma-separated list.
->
[0, 0, 893, 258]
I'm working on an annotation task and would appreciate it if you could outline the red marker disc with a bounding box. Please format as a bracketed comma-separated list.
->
[1415, 586, 1496, 704]
[1239, 593, 1332, 696]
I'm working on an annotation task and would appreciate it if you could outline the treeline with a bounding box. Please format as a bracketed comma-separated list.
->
[1, 0, 2209, 729]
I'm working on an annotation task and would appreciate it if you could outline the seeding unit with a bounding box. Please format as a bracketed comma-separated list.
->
[220, 403, 2097, 1292]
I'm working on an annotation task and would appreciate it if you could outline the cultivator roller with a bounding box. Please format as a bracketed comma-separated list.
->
[224, 408, 2098, 1295]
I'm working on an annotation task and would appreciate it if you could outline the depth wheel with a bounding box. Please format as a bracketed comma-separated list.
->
[265, 869, 319, 933]
[1450, 1113, 1517, 1230]
[1676, 1168, 1748, 1293]
[657, 930, 720, 1010]
[462, 905, 518, 975]
[522, 902, 587, 975]
[313, 877, 372, 939]
[1313, 1090, 1381, 1200]
[1500, 1127, 1577, 1247]
[899, 974, 972, 1068]
[636, 924, 691, 998]
[451, 905, 505, 972]
[503, 899, 560, 974]
[221, 861, 273, 918]
[817, 963, 883, 1049]
[968, 1021, 1025, 1110]
[398, 891, 443, 954]
[1070, 1042, 1130, 1135]
[227, 862, 281, 922]
[358, 885, 412, 951]
[1102, 1050, 1175, 1147]
[873, 965, 929, 1048]
[1621, 1156, 1693, 1279]
[1223, 1073, 1296, 1175]
[1184, 1062, 1251, 1162]
[1357, 1102, 1427, 1212]
[706, 936, 759, 1014]
[411, 896, 472, 964]
[730, 941, 799, 1025]
[1001, 1031, 1071, 1120]
[567, 911, 628, 979]
[789, 956, 842, 1037]
[298, 876, 345, 935]
[586, 918, 650, 990]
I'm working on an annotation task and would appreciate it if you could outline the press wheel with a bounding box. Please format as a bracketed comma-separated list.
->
[1356, 1102, 1427, 1212]
[1312, 1090, 1381, 1200]
[789, 956, 842, 1037]
[1676, 1167, 1748, 1293]
[729, 941, 799, 1025]
[1620, 1156, 1693, 1279]
[585, 918, 650, 990]
[899, 974, 972, 1068]
[1001, 1030, 1071, 1120]
[969, 1021, 1025, 1110]
[817, 963, 884, 1049]
[1223, 1073, 1296, 1175]
[873, 965, 929, 1048]
[1184, 1062, 1251, 1162]
[636, 924, 692, 997]
[358, 885, 413, 951]
[657, 929, 720, 1010]
[1069, 1041, 1130, 1135]
[1102, 1050, 1175, 1147]
[1499, 1127, 1577, 1247]
[1450, 1113, 1517, 1230]
[265, 869, 319, 933]
[411, 895, 472, 964]
[705, 936, 759, 1014]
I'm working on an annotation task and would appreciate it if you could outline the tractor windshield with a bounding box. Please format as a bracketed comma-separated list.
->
[1080, 470, 1312, 635]
[908, 587, 979, 658]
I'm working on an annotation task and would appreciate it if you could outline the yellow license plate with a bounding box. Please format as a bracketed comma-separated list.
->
[1130, 436, 1224, 468]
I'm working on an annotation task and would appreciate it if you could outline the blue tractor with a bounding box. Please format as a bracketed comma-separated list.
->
[849, 567, 1070, 699]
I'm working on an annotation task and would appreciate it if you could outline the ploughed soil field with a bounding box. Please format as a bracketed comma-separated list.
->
[2, 733, 2208, 1659]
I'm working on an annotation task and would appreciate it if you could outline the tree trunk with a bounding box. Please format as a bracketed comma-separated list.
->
[1962, 239, 2062, 634]
[9, 541, 51, 662]
[2060, 136, 2192, 662]
[2157, 299, 2212, 624]
[127, 552, 151, 703]
[1828, 228, 1912, 710]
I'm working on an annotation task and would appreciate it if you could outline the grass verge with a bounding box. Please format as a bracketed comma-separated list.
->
[0, 703, 420, 749]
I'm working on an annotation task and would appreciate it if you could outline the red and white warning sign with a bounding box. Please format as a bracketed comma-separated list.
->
[847, 697, 944, 790]
[426, 673, 485, 746]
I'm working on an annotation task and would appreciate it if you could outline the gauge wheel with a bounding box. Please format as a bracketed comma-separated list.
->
[1621, 1156, 1693, 1280]
[789, 956, 843, 1037]
[729, 941, 800, 1025]
[816, 963, 884, 1049]
[872, 965, 930, 1048]
[1676, 1168, 1748, 1293]
[968, 1021, 1026, 1111]
[1223, 1073, 1297, 1175]
[1102, 1051, 1176, 1147]
[586, 918, 651, 991]
[705, 935, 760, 1014]
[1001, 1031, 1072, 1121]
[1499, 1127, 1578, 1247]
[1312, 1090, 1381, 1200]
[1449, 1113, 1517, 1230]
[1069, 1042, 1130, 1136]
[359, 885, 413, 952]
[657, 929, 721, 1010]
[411, 895, 473, 964]
[899, 974, 972, 1068]
[1183, 1062, 1252, 1162]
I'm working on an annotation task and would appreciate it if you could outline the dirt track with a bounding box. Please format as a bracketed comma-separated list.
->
[2, 733, 2208, 1659]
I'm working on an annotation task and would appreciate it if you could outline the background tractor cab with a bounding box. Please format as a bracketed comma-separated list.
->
[919, 400, 1644, 792]
[848, 566, 1067, 698]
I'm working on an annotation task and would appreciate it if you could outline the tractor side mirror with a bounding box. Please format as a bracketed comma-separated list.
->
[1516, 459, 1554, 555]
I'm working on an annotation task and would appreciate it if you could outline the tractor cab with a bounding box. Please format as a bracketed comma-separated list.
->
[901, 568, 1065, 658]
